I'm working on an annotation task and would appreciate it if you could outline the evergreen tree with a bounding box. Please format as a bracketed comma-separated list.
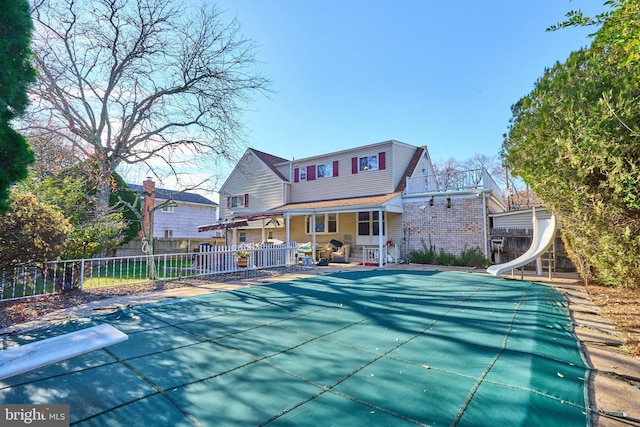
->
[0, 0, 36, 212]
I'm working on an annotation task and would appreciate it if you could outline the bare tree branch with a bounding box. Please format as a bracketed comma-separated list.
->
[28, 0, 270, 215]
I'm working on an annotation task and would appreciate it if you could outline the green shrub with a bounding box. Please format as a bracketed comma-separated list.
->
[408, 240, 436, 264]
[435, 250, 458, 266]
[408, 241, 488, 268]
[458, 247, 490, 268]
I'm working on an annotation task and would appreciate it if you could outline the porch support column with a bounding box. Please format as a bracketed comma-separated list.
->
[378, 209, 384, 267]
[261, 219, 266, 243]
[285, 214, 291, 244]
[311, 214, 317, 261]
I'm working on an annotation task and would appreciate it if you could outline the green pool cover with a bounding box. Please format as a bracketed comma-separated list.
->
[0, 270, 590, 426]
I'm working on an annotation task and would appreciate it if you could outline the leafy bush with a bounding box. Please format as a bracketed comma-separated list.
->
[408, 241, 436, 264]
[0, 189, 71, 269]
[408, 241, 488, 268]
[457, 247, 490, 267]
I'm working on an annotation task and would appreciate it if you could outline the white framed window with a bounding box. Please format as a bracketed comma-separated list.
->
[357, 211, 385, 236]
[359, 155, 378, 171]
[161, 205, 174, 213]
[305, 213, 338, 234]
[299, 167, 307, 181]
[231, 195, 244, 208]
[164, 229, 173, 238]
[317, 163, 333, 178]
[239, 230, 247, 243]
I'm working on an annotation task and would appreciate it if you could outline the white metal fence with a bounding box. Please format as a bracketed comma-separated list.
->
[0, 243, 298, 302]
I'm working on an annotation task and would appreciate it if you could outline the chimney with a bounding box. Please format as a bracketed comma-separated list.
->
[141, 178, 156, 238]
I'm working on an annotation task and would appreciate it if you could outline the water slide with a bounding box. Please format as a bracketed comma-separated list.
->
[486, 208, 557, 277]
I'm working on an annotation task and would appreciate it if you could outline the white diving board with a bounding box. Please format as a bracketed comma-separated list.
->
[0, 324, 128, 381]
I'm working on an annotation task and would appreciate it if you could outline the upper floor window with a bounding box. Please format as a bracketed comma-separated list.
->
[227, 194, 249, 208]
[161, 205, 174, 213]
[359, 155, 378, 171]
[351, 152, 386, 174]
[231, 195, 244, 208]
[295, 161, 338, 182]
[317, 163, 333, 178]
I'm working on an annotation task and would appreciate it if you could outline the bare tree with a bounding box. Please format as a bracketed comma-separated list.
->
[28, 0, 269, 216]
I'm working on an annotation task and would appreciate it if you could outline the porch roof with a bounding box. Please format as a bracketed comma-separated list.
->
[237, 192, 404, 221]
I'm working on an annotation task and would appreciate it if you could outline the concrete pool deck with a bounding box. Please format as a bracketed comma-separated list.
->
[1, 263, 639, 426]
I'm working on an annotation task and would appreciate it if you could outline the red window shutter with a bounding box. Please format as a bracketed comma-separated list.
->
[307, 165, 316, 181]
[379, 152, 386, 170]
[294, 168, 299, 182]
[351, 157, 358, 174]
[333, 160, 339, 177]
[226, 196, 231, 209]
[244, 193, 249, 207]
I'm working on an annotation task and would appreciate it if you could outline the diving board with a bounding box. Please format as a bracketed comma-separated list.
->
[487, 208, 557, 277]
[0, 324, 128, 381]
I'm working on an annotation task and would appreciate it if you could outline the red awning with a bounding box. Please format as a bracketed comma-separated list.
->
[197, 221, 249, 232]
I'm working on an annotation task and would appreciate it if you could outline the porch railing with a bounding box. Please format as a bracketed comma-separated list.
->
[0, 242, 298, 302]
[362, 246, 388, 265]
[404, 168, 502, 196]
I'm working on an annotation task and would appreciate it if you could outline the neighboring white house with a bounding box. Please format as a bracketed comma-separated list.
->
[129, 180, 218, 239]
[200, 140, 506, 262]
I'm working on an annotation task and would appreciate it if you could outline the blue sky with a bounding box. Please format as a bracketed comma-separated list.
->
[209, 0, 605, 168]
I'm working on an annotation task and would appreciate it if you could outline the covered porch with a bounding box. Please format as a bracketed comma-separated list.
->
[230, 193, 405, 267]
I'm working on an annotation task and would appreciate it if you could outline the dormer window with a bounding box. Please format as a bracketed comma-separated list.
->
[317, 163, 333, 178]
[359, 155, 378, 171]
[351, 152, 385, 174]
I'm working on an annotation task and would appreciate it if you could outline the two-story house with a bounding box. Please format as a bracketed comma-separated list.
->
[202, 140, 505, 264]
[130, 179, 218, 239]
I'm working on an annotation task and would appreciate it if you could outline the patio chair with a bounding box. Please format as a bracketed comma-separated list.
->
[330, 244, 350, 263]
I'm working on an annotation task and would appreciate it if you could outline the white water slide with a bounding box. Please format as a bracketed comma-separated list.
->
[486, 208, 557, 277]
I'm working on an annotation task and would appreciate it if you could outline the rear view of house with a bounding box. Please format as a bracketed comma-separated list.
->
[210, 140, 505, 264]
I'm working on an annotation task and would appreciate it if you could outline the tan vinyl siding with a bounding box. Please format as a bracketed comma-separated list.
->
[390, 143, 423, 187]
[290, 141, 416, 203]
[491, 208, 552, 230]
[220, 156, 284, 218]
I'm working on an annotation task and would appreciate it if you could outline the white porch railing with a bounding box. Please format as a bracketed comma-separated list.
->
[0, 243, 298, 302]
[404, 168, 502, 196]
[362, 246, 388, 265]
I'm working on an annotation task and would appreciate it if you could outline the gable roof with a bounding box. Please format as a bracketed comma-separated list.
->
[394, 145, 426, 193]
[127, 184, 217, 206]
[249, 148, 289, 181]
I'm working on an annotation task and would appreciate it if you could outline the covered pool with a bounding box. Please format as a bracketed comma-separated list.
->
[0, 270, 590, 426]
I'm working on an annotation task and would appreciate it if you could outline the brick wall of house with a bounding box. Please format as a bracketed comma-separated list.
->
[403, 196, 487, 256]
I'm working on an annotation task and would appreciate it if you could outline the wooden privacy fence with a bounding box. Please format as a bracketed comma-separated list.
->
[0, 243, 298, 302]
[489, 228, 574, 272]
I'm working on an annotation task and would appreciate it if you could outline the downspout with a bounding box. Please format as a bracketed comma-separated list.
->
[482, 191, 488, 258]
